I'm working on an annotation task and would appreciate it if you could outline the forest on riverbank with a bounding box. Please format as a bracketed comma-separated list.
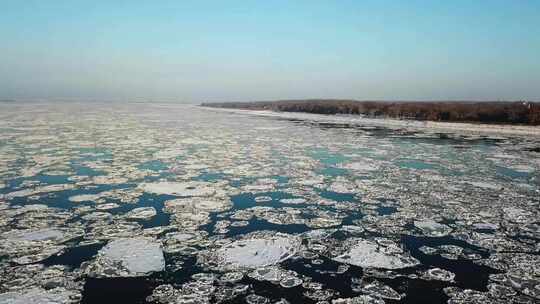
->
[201, 100, 540, 125]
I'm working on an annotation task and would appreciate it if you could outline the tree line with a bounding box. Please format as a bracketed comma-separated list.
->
[201, 100, 540, 125]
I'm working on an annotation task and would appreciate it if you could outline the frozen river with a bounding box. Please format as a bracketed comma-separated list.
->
[0, 102, 539, 304]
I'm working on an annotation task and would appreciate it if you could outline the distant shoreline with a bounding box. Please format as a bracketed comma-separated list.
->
[200, 104, 540, 137]
[201, 99, 540, 126]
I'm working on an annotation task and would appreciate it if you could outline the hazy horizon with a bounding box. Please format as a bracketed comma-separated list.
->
[2, 1, 540, 102]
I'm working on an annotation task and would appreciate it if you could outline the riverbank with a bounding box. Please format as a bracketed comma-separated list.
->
[201, 106, 540, 137]
[202, 100, 540, 126]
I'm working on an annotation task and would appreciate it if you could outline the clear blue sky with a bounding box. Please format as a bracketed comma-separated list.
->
[1, 0, 539, 102]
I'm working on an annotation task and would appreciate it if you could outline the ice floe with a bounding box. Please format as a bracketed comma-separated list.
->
[414, 220, 452, 237]
[1, 228, 83, 264]
[125, 207, 157, 220]
[338, 162, 379, 172]
[0, 287, 81, 304]
[422, 268, 456, 282]
[198, 232, 301, 271]
[139, 181, 216, 197]
[68, 194, 101, 203]
[82, 237, 165, 277]
[332, 238, 420, 269]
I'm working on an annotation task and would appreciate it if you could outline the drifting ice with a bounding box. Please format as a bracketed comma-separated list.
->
[333, 238, 419, 269]
[139, 181, 216, 197]
[83, 237, 165, 277]
[199, 232, 301, 271]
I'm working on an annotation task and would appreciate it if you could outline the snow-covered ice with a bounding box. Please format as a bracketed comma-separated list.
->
[83, 237, 165, 277]
[333, 238, 419, 269]
[199, 232, 301, 271]
[139, 181, 216, 197]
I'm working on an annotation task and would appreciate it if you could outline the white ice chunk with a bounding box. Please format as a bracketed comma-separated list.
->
[0, 287, 80, 304]
[85, 237, 165, 277]
[139, 181, 216, 197]
[164, 197, 231, 213]
[467, 181, 502, 190]
[2, 228, 66, 242]
[279, 198, 306, 205]
[6, 184, 75, 199]
[328, 181, 357, 194]
[332, 295, 384, 304]
[338, 162, 379, 172]
[414, 220, 452, 237]
[68, 194, 101, 203]
[503, 207, 534, 223]
[333, 238, 419, 269]
[202, 233, 300, 271]
[422, 267, 455, 282]
[154, 148, 184, 159]
[126, 207, 157, 220]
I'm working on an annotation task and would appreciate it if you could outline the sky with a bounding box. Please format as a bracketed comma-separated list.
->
[1, 0, 539, 102]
